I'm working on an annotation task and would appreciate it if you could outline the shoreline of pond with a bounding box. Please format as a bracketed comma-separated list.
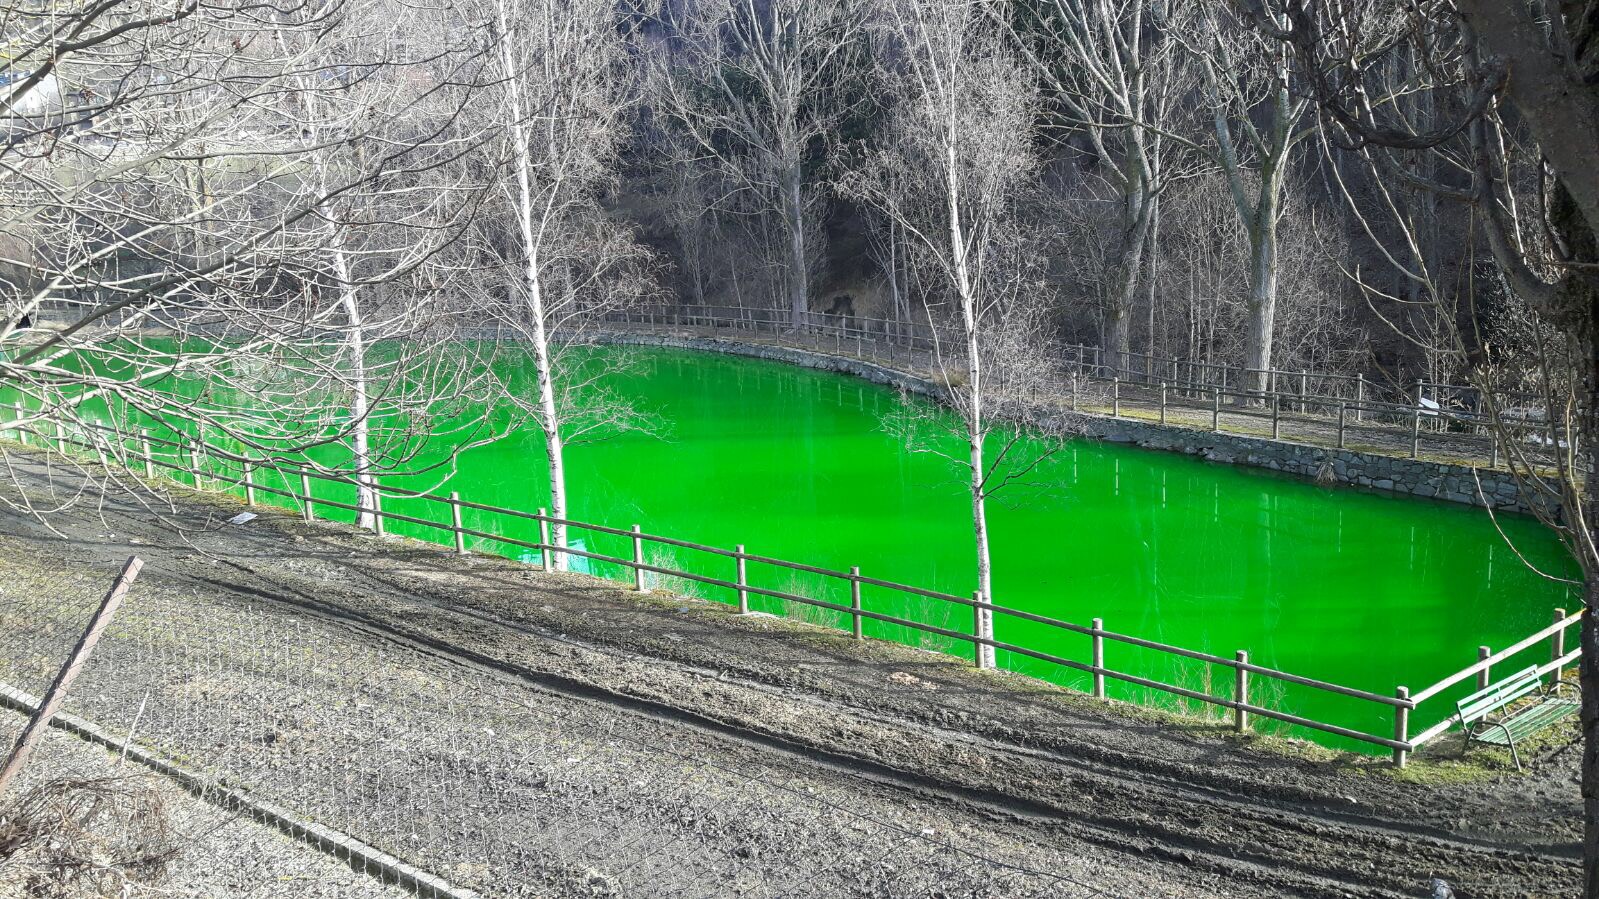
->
[596, 328, 1552, 518]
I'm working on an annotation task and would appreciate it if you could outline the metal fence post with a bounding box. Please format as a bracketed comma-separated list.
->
[1411, 409, 1421, 459]
[1271, 395, 1281, 440]
[1071, 373, 1079, 412]
[632, 525, 647, 592]
[1112, 378, 1120, 418]
[372, 488, 385, 537]
[850, 566, 863, 640]
[451, 491, 466, 554]
[1355, 374, 1365, 422]
[244, 463, 256, 505]
[13, 403, 25, 445]
[1091, 618, 1105, 699]
[1553, 608, 1569, 681]
[139, 430, 153, 478]
[1476, 645, 1491, 690]
[189, 444, 201, 487]
[736, 544, 749, 614]
[299, 471, 313, 522]
[1337, 403, 1347, 449]
[1235, 650, 1250, 733]
[1298, 370, 1308, 413]
[1212, 388, 1220, 431]
[1491, 437, 1500, 469]
[1159, 383, 1167, 425]
[537, 508, 552, 572]
[1393, 687, 1410, 767]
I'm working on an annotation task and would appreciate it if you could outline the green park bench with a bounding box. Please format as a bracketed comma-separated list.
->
[1457, 665, 1579, 770]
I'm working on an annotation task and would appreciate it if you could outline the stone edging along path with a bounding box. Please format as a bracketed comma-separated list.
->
[599, 331, 1544, 517]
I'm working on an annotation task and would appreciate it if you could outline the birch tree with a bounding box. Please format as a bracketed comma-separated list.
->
[848, 0, 1065, 668]
[484, 0, 654, 567]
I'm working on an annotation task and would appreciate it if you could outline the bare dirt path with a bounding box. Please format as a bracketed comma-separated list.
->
[0, 457, 1581, 898]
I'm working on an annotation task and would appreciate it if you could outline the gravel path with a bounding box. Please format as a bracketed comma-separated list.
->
[0, 456, 1581, 898]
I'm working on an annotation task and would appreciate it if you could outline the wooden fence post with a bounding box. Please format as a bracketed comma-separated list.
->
[1071, 373, 1079, 412]
[1112, 378, 1120, 418]
[1553, 608, 1569, 681]
[1271, 395, 1281, 440]
[1212, 388, 1221, 431]
[1159, 383, 1167, 425]
[632, 525, 648, 592]
[1393, 687, 1410, 767]
[736, 544, 749, 613]
[850, 566, 863, 640]
[13, 403, 25, 445]
[189, 444, 201, 488]
[973, 591, 992, 669]
[139, 430, 153, 478]
[1235, 650, 1250, 733]
[299, 471, 313, 522]
[1411, 409, 1421, 459]
[451, 491, 466, 554]
[537, 508, 552, 572]
[244, 463, 256, 505]
[1337, 403, 1347, 448]
[371, 489, 385, 537]
[0, 557, 143, 797]
[1091, 618, 1105, 699]
[1298, 370, 1308, 413]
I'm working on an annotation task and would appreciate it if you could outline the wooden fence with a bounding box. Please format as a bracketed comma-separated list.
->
[10, 408, 1582, 768]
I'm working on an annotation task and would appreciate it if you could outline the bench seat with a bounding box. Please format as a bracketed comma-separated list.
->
[1472, 697, 1578, 746]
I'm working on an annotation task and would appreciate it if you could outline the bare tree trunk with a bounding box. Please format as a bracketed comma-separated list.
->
[1244, 209, 1278, 394]
[785, 164, 808, 329]
[499, 0, 569, 568]
[946, 138, 994, 668]
[1102, 182, 1153, 377]
[332, 249, 376, 531]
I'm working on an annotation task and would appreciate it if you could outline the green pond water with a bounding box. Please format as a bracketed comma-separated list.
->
[16, 344, 1582, 752]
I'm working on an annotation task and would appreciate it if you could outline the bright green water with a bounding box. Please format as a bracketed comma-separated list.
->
[19, 345, 1581, 752]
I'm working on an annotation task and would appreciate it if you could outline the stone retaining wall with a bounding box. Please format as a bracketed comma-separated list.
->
[603, 331, 1547, 517]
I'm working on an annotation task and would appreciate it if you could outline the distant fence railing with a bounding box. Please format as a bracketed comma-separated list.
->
[599, 304, 1571, 472]
[4, 405, 1581, 767]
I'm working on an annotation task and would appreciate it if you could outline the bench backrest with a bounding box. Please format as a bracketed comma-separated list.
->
[1457, 666, 1543, 725]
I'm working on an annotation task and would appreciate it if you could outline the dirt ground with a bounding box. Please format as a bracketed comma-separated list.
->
[0, 456, 1582, 898]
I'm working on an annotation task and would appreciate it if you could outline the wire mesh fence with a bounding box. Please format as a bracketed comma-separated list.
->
[0, 555, 1122, 898]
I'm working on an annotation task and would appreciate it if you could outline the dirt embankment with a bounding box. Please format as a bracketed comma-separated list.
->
[0, 457, 1581, 898]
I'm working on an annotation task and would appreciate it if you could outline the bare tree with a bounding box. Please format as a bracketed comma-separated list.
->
[847, 0, 1067, 668]
[0, 0, 503, 524]
[1011, 0, 1192, 376]
[1172, 4, 1313, 395]
[653, 0, 870, 328]
[481, 0, 656, 567]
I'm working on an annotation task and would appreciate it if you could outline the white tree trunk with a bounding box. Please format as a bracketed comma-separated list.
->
[499, 0, 569, 569]
[331, 246, 376, 531]
[946, 143, 995, 669]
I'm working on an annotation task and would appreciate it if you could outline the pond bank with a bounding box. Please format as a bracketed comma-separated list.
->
[598, 330, 1548, 516]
